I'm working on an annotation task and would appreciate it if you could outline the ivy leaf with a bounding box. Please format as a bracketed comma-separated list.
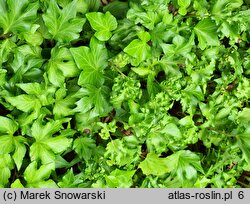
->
[86, 11, 117, 41]
[165, 150, 204, 186]
[178, 0, 191, 15]
[58, 169, 83, 188]
[124, 37, 151, 66]
[47, 46, 80, 87]
[5, 95, 41, 113]
[12, 137, 27, 171]
[30, 119, 72, 165]
[73, 137, 96, 161]
[212, 0, 243, 18]
[105, 169, 136, 188]
[42, 0, 85, 42]
[53, 88, 79, 119]
[139, 153, 170, 176]
[24, 161, 57, 188]
[17, 83, 43, 95]
[194, 18, 220, 50]
[11, 179, 24, 188]
[0, 39, 17, 64]
[0, 0, 39, 34]
[0, 154, 14, 187]
[0, 116, 18, 135]
[0, 135, 14, 154]
[105, 139, 140, 167]
[74, 85, 112, 116]
[236, 127, 250, 164]
[70, 37, 108, 86]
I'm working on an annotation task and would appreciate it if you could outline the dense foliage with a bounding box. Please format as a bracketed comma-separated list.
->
[0, 0, 250, 188]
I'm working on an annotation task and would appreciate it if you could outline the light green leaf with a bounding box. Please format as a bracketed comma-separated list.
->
[237, 108, 250, 127]
[58, 169, 83, 188]
[178, 0, 191, 15]
[5, 95, 41, 113]
[75, 85, 111, 116]
[12, 136, 27, 170]
[27, 180, 58, 188]
[0, 135, 14, 154]
[11, 179, 24, 188]
[165, 150, 204, 186]
[0, 154, 14, 186]
[30, 142, 56, 165]
[194, 18, 220, 50]
[131, 67, 154, 76]
[0, 39, 17, 64]
[139, 153, 170, 176]
[47, 47, 80, 86]
[53, 92, 79, 119]
[0, 0, 39, 34]
[124, 39, 151, 66]
[24, 161, 55, 184]
[0, 116, 18, 134]
[73, 137, 96, 161]
[70, 37, 108, 86]
[30, 119, 72, 165]
[45, 136, 72, 154]
[17, 83, 43, 95]
[86, 11, 117, 41]
[12, 143, 26, 171]
[42, 0, 85, 42]
[31, 119, 64, 141]
[237, 127, 250, 163]
[163, 123, 182, 138]
[105, 139, 140, 167]
[106, 169, 135, 188]
[212, 0, 243, 17]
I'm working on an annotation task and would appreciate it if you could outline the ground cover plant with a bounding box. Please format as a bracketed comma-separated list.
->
[0, 0, 250, 188]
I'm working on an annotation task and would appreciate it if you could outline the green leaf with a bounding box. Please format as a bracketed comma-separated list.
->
[178, 0, 191, 15]
[237, 108, 250, 127]
[237, 127, 250, 163]
[70, 37, 108, 86]
[0, 116, 18, 135]
[11, 179, 24, 188]
[24, 161, 57, 187]
[0, 0, 39, 34]
[47, 47, 80, 86]
[165, 150, 204, 186]
[58, 169, 83, 188]
[0, 135, 14, 154]
[30, 142, 56, 165]
[86, 11, 117, 41]
[75, 85, 112, 116]
[139, 153, 170, 176]
[0, 39, 17, 64]
[42, 0, 85, 42]
[30, 119, 72, 165]
[46, 136, 73, 154]
[31, 119, 64, 141]
[105, 139, 140, 167]
[124, 39, 151, 66]
[0, 154, 14, 186]
[212, 0, 243, 17]
[53, 89, 79, 119]
[194, 18, 220, 50]
[17, 83, 43, 95]
[12, 136, 27, 170]
[5, 95, 41, 113]
[105, 169, 135, 188]
[73, 137, 96, 161]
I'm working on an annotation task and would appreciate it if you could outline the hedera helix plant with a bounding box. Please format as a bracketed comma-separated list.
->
[0, 0, 250, 188]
